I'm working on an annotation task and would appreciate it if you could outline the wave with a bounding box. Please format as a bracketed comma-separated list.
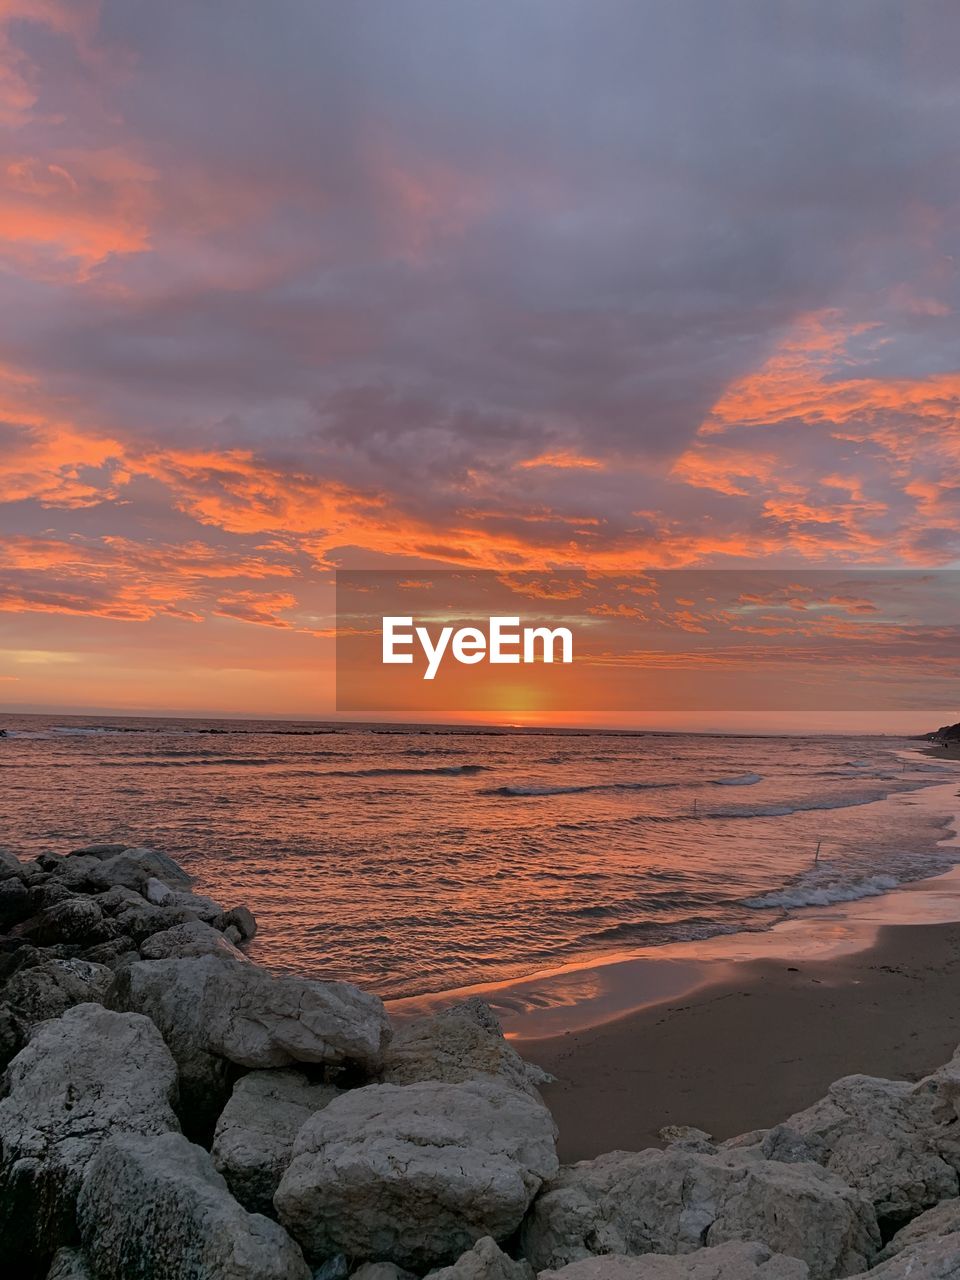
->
[742, 872, 899, 910]
[711, 772, 763, 786]
[482, 779, 675, 798]
[319, 764, 488, 778]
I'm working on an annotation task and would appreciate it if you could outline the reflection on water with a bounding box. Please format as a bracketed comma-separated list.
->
[0, 714, 956, 999]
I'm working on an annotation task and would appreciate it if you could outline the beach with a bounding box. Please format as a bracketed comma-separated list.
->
[521, 917, 960, 1163]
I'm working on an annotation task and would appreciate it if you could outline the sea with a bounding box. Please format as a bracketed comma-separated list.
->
[1, 715, 957, 1000]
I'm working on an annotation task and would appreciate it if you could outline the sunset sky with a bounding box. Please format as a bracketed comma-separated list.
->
[1, 1, 959, 723]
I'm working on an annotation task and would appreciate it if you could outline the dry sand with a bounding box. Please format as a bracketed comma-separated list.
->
[519, 919, 960, 1164]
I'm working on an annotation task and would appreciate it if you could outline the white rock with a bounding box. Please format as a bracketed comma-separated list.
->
[77, 1131, 310, 1280]
[537, 1242, 809, 1280]
[0, 1003, 180, 1272]
[275, 1078, 559, 1269]
[521, 1147, 878, 1280]
[113, 955, 390, 1129]
[428, 1236, 534, 1280]
[141, 920, 248, 963]
[212, 1068, 341, 1215]
[733, 1075, 960, 1227]
[383, 999, 552, 1096]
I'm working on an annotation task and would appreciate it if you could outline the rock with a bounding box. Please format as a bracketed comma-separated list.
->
[76, 1131, 311, 1280]
[215, 904, 258, 941]
[382, 999, 552, 1096]
[113, 955, 390, 1133]
[144, 877, 221, 920]
[536, 1243, 809, 1280]
[428, 1236, 534, 1280]
[53, 855, 112, 891]
[113, 898, 204, 944]
[224, 924, 242, 944]
[856, 1235, 960, 1278]
[0, 1002, 180, 1274]
[315, 1256, 350, 1280]
[0, 848, 24, 880]
[141, 920, 248, 963]
[90, 848, 193, 893]
[21, 897, 112, 946]
[275, 1077, 559, 1269]
[79, 936, 139, 967]
[520, 1147, 879, 1280]
[0, 958, 114, 1064]
[659, 1126, 717, 1154]
[212, 1068, 341, 1215]
[46, 1248, 95, 1279]
[0, 875, 31, 927]
[352, 1265, 417, 1280]
[733, 1075, 960, 1228]
[876, 1197, 960, 1261]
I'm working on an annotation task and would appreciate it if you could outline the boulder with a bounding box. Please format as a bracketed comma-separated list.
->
[211, 1068, 341, 1215]
[428, 1237, 534, 1280]
[854, 1235, 960, 1278]
[382, 999, 552, 1096]
[352, 1266, 417, 1280]
[141, 920, 248, 963]
[728, 1075, 959, 1227]
[214, 905, 257, 941]
[275, 1077, 559, 1269]
[0, 875, 31, 927]
[46, 1249, 95, 1280]
[21, 897, 113, 946]
[113, 898, 199, 944]
[0, 1002, 180, 1275]
[876, 1197, 960, 1261]
[87, 847, 193, 893]
[144, 878, 222, 920]
[0, 848, 25, 880]
[112, 955, 390, 1132]
[0, 958, 114, 1064]
[520, 1147, 879, 1280]
[76, 1131, 311, 1280]
[537, 1243, 809, 1280]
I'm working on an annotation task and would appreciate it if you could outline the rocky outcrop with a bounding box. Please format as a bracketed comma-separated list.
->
[521, 1147, 879, 1280]
[275, 1078, 559, 1269]
[537, 1243, 810, 1280]
[76, 1131, 311, 1280]
[382, 998, 552, 1096]
[113, 954, 389, 1133]
[725, 1075, 960, 1228]
[0, 1002, 181, 1276]
[428, 1236, 534, 1280]
[211, 1068, 341, 1215]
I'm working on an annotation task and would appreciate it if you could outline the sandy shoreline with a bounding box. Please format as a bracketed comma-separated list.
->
[390, 764, 960, 1165]
[519, 917, 960, 1163]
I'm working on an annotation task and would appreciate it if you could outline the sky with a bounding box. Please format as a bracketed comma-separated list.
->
[0, 1, 959, 723]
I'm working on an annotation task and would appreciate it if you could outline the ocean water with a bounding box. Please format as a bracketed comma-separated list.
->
[0, 715, 957, 999]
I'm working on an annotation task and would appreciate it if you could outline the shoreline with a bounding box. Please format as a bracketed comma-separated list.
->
[388, 768, 960, 1040]
[521, 916, 960, 1163]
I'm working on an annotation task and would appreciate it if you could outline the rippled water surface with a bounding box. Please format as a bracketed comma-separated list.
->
[1, 715, 956, 997]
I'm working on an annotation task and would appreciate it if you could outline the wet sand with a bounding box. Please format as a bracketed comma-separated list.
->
[518, 919, 960, 1164]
